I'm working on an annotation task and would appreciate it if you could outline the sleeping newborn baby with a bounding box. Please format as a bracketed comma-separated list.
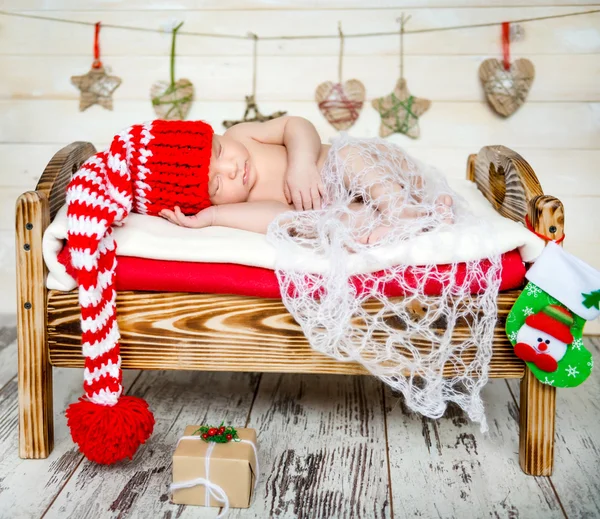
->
[159, 116, 454, 245]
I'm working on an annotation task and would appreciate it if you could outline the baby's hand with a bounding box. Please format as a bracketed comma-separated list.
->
[285, 163, 324, 211]
[159, 206, 215, 228]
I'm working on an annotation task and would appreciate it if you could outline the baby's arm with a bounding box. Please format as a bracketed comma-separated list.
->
[160, 201, 292, 234]
[225, 116, 324, 210]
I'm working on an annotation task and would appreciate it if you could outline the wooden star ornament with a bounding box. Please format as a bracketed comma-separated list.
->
[371, 78, 430, 139]
[71, 65, 121, 111]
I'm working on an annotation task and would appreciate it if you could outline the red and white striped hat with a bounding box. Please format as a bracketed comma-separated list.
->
[65, 119, 214, 464]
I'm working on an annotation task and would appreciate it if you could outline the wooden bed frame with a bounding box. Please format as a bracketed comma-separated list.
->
[15, 142, 565, 476]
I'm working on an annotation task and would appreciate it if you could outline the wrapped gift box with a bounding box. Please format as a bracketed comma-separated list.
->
[171, 425, 258, 508]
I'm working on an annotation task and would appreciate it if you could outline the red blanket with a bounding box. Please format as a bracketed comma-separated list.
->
[57, 246, 525, 298]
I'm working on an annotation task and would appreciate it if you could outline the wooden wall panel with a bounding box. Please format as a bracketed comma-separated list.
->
[1, 7, 599, 56]
[2, 55, 599, 102]
[2, 101, 599, 149]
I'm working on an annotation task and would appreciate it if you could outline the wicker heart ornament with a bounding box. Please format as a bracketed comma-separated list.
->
[315, 80, 365, 131]
[479, 58, 535, 117]
[151, 79, 194, 120]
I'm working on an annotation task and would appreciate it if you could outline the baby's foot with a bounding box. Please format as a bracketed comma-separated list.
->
[360, 224, 394, 245]
[435, 194, 454, 224]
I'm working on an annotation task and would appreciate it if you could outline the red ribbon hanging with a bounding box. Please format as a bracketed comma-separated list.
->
[92, 22, 102, 69]
[501, 21, 511, 71]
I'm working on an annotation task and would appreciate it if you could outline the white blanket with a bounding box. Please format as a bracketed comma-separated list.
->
[43, 177, 545, 291]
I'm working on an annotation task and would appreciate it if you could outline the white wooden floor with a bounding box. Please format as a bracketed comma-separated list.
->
[0, 314, 598, 519]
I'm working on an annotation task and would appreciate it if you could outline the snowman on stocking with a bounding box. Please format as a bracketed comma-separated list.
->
[507, 242, 600, 387]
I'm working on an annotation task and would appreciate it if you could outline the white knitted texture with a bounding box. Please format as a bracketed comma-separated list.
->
[267, 135, 502, 429]
[134, 123, 155, 215]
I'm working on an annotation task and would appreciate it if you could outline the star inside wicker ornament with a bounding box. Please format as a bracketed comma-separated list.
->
[223, 94, 286, 129]
[371, 78, 430, 139]
[71, 66, 121, 112]
[222, 35, 286, 129]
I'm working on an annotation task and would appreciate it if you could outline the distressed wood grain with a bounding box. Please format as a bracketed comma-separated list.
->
[0, 324, 16, 351]
[228, 373, 390, 518]
[517, 195, 566, 476]
[16, 191, 53, 458]
[34, 141, 96, 221]
[0, 324, 17, 390]
[508, 337, 600, 518]
[0, 346, 140, 517]
[385, 380, 564, 518]
[47, 289, 525, 379]
[42, 370, 260, 519]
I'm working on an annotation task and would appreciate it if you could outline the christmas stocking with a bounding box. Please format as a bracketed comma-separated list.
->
[506, 242, 600, 387]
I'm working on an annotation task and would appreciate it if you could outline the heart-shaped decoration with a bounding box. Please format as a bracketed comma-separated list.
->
[315, 79, 366, 130]
[479, 58, 535, 117]
[150, 79, 194, 120]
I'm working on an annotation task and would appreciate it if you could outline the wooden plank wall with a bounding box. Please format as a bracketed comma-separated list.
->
[0, 1, 599, 333]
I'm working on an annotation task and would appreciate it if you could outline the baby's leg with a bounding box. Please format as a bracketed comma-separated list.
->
[338, 143, 453, 225]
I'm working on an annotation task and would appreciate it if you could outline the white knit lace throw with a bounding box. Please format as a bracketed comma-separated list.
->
[267, 135, 502, 430]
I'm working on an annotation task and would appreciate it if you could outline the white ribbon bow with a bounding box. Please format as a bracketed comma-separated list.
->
[170, 435, 259, 518]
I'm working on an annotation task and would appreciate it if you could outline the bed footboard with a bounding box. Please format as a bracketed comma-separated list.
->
[468, 145, 564, 476]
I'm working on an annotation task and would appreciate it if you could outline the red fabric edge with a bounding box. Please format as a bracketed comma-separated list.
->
[58, 244, 525, 298]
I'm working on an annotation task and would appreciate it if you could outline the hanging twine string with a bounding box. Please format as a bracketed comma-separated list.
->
[92, 22, 102, 69]
[338, 22, 344, 83]
[315, 21, 363, 127]
[1, 8, 597, 41]
[502, 22, 511, 71]
[250, 32, 258, 97]
[397, 14, 411, 80]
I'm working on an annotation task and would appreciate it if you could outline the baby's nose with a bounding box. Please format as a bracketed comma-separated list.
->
[223, 163, 237, 178]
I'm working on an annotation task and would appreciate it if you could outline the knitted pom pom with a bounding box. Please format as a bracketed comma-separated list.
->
[66, 395, 155, 465]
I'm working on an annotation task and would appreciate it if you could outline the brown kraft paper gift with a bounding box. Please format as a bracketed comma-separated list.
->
[171, 426, 258, 508]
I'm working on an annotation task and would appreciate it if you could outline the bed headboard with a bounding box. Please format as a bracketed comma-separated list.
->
[35, 142, 96, 221]
[467, 145, 565, 243]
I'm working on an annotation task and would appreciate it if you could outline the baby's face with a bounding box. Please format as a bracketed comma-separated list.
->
[208, 134, 253, 205]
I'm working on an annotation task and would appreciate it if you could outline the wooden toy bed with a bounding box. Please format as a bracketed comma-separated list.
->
[15, 142, 564, 476]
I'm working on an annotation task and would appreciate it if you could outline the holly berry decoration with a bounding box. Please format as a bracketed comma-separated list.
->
[193, 422, 240, 443]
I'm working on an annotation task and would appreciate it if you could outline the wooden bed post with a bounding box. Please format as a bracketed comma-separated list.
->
[471, 147, 563, 476]
[16, 142, 97, 459]
[519, 195, 564, 476]
[16, 191, 53, 458]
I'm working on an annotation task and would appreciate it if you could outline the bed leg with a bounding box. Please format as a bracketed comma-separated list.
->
[519, 368, 555, 475]
[16, 192, 54, 459]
